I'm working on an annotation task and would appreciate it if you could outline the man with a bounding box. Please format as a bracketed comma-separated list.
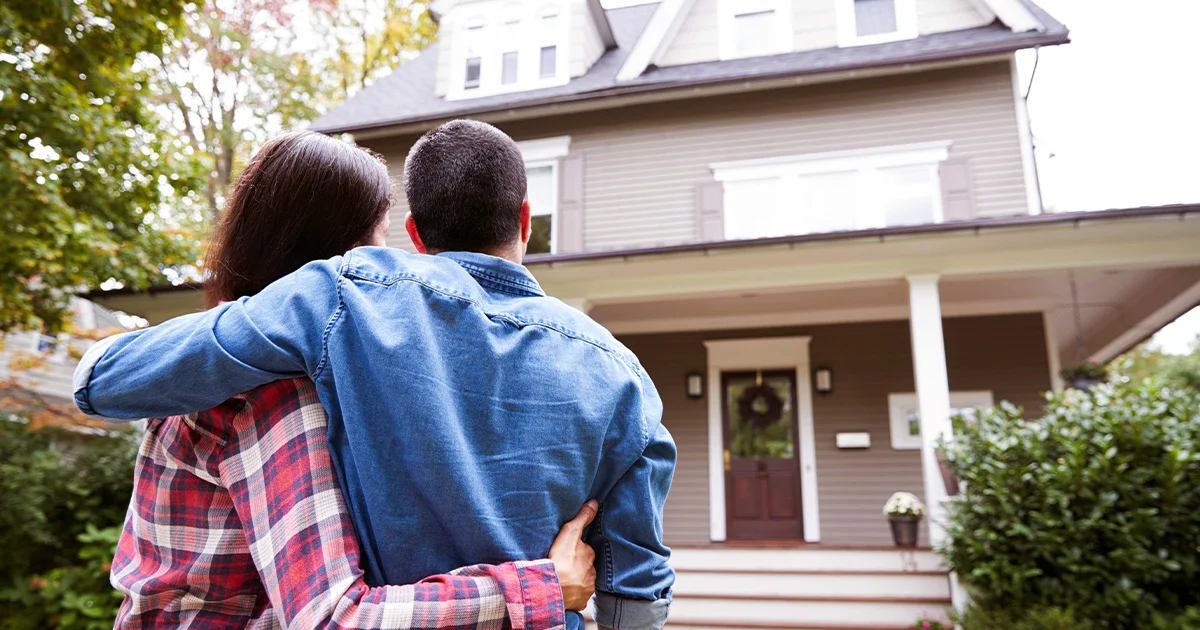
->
[75, 120, 676, 630]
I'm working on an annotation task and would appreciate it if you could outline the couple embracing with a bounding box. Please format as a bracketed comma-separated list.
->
[74, 120, 675, 630]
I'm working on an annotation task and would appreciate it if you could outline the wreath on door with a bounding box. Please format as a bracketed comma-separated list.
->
[736, 383, 785, 429]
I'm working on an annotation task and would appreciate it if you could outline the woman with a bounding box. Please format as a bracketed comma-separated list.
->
[112, 131, 595, 629]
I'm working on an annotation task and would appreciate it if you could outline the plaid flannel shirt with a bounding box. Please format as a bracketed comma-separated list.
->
[111, 377, 566, 630]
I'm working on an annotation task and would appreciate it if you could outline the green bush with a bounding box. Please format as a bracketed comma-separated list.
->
[0, 417, 137, 628]
[941, 380, 1200, 628]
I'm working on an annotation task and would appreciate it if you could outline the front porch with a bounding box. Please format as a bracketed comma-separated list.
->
[533, 207, 1200, 552]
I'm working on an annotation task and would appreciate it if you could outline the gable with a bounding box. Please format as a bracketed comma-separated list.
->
[656, 0, 993, 68]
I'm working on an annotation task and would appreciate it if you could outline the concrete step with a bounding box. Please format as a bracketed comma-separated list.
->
[668, 596, 950, 627]
[674, 570, 951, 600]
[670, 548, 945, 574]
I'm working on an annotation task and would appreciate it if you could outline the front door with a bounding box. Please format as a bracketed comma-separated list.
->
[722, 370, 803, 540]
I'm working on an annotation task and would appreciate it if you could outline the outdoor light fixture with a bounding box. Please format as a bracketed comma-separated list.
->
[686, 373, 705, 399]
[814, 368, 834, 394]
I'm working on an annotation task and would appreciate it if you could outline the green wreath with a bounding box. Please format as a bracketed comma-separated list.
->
[736, 383, 784, 429]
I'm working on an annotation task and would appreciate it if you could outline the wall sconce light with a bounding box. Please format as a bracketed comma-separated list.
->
[686, 373, 705, 399]
[814, 368, 833, 394]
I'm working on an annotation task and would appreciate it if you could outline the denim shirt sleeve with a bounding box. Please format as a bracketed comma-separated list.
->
[73, 257, 343, 420]
[589, 371, 677, 630]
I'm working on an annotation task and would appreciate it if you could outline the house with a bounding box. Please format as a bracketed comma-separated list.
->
[90, 0, 1200, 626]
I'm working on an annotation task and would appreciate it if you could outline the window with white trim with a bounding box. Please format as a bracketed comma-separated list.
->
[888, 391, 994, 450]
[837, 0, 918, 47]
[449, 4, 569, 100]
[718, 0, 792, 60]
[516, 135, 570, 255]
[711, 142, 950, 240]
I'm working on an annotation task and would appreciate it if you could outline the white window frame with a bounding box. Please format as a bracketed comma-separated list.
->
[888, 390, 994, 450]
[710, 141, 951, 239]
[517, 136, 571, 255]
[837, 0, 919, 47]
[447, 4, 570, 101]
[717, 0, 793, 60]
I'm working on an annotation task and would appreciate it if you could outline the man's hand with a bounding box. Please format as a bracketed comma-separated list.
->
[549, 500, 599, 611]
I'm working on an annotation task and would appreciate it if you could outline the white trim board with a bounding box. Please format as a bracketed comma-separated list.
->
[979, 0, 1044, 33]
[1010, 56, 1042, 214]
[616, 0, 697, 81]
[703, 337, 820, 543]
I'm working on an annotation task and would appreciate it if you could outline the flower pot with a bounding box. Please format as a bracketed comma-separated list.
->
[888, 515, 921, 548]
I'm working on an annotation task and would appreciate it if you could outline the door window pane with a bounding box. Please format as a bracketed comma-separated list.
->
[733, 10, 777, 57]
[502, 51, 519, 85]
[855, 0, 898, 37]
[540, 45, 557, 79]
[726, 373, 795, 459]
[526, 165, 555, 254]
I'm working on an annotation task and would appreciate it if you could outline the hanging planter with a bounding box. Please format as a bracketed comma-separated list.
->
[1061, 362, 1107, 391]
[883, 492, 925, 548]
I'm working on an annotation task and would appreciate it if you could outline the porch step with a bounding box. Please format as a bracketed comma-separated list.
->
[671, 548, 946, 574]
[674, 570, 951, 600]
[649, 548, 951, 628]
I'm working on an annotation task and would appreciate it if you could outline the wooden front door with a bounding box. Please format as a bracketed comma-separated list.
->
[722, 370, 804, 540]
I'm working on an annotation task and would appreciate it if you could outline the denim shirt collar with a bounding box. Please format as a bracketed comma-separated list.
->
[438, 251, 546, 298]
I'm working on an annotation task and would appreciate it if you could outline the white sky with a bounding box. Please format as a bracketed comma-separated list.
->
[599, 0, 1200, 353]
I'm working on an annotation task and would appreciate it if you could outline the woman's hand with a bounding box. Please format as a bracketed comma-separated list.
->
[549, 500, 599, 611]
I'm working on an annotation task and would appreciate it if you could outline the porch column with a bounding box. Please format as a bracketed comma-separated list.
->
[907, 274, 953, 546]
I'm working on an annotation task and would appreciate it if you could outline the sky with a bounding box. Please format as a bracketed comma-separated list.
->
[600, 0, 1200, 354]
[1017, 0, 1200, 354]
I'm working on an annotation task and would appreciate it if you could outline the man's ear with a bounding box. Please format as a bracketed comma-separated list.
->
[519, 199, 532, 245]
[405, 212, 428, 254]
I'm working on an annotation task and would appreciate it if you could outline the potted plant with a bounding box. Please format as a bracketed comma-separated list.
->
[1060, 361, 1107, 391]
[884, 491, 925, 548]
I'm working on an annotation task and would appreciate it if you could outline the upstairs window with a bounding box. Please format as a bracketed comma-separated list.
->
[516, 135, 571, 255]
[711, 142, 950, 241]
[838, 0, 917, 46]
[719, 0, 791, 60]
[449, 4, 568, 100]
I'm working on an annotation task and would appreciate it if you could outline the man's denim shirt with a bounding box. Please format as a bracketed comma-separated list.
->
[74, 248, 676, 630]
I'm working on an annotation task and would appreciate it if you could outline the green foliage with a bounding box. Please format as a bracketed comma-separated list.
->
[941, 381, 1200, 628]
[0, 419, 138, 627]
[954, 604, 1200, 630]
[1117, 334, 1200, 393]
[0, 0, 204, 332]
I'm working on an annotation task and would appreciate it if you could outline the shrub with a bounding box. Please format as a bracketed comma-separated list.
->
[0, 417, 137, 628]
[941, 380, 1200, 628]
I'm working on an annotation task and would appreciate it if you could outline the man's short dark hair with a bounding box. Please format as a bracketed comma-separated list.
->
[404, 120, 527, 253]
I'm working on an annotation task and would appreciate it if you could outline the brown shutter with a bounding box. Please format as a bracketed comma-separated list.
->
[697, 182, 724, 242]
[557, 154, 585, 253]
[939, 158, 975, 223]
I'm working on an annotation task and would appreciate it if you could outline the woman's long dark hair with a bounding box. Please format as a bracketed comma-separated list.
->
[204, 131, 391, 308]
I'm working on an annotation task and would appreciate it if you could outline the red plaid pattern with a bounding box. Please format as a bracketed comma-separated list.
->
[112, 378, 566, 630]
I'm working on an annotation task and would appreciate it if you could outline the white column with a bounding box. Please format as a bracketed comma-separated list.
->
[906, 274, 952, 546]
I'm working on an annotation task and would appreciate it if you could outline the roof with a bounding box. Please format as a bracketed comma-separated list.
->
[86, 205, 1200, 300]
[310, 0, 1068, 135]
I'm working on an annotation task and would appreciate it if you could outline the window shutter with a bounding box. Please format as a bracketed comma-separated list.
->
[939, 158, 975, 222]
[556, 154, 585, 253]
[697, 182, 725, 242]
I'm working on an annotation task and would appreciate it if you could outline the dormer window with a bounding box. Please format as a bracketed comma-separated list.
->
[448, 4, 569, 101]
[718, 0, 792, 60]
[837, 0, 917, 46]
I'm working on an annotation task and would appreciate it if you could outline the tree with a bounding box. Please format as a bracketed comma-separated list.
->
[1116, 335, 1200, 392]
[145, 0, 436, 219]
[0, 0, 203, 333]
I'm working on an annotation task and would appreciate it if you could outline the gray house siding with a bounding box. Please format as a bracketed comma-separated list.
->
[620, 312, 1051, 547]
[364, 61, 1028, 255]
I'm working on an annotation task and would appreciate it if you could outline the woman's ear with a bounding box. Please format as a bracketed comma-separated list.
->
[405, 212, 428, 254]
